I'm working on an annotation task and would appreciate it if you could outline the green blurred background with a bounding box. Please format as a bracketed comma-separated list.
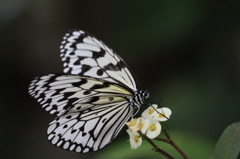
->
[1, 0, 240, 158]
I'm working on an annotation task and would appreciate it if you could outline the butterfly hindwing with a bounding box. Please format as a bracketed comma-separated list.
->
[60, 30, 138, 91]
[47, 100, 134, 153]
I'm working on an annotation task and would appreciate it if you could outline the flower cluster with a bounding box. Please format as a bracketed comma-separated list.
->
[126, 104, 172, 149]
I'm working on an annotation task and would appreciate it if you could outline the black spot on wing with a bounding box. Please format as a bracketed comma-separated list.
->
[92, 48, 105, 59]
[88, 129, 96, 141]
[104, 63, 115, 71]
[73, 57, 85, 65]
[82, 132, 87, 137]
[46, 98, 52, 104]
[108, 97, 114, 101]
[102, 118, 107, 123]
[116, 61, 125, 69]
[69, 52, 75, 55]
[38, 92, 46, 99]
[72, 79, 88, 87]
[52, 104, 58, 110]
[103, 61, 126, 71]
[80, 65, 92, 76]
[90, 82, 110, 89]
[66, 115, 72, 119]
[48, 75, 59, 82]
[97, 69, 104, 76]
[89, 97, 99, 103]
[63, 104, 70, 110]
[61, 92, 76, 99]
[83, 90, 91, 95]
[71, 129, 77, 134]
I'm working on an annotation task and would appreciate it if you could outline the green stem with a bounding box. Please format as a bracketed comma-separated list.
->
[139, 131, 174, 159]
[155, 129, 189, 159]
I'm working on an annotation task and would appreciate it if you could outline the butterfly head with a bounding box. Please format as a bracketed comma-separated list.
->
[135, 90, 149, 100]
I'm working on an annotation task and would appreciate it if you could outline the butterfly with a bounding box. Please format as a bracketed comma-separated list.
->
[28, 30, 149, 153]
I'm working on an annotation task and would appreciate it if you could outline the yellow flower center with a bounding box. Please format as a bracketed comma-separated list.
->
[139, 123, 143, 129]
[149, 124, 156, 131]
[134, 135, 140, 143]
[148, 108, 155, 114]
[158, 113, 165, 118]
[126, 119, 137, 127]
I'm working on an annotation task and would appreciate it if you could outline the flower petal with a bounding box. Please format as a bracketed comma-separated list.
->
[126, 129, 142, 149]
[126, 118, 141, 132]
[141, 104, 158, 119]
[146, 119, 161, 139]
[153, 107, 172, 121]
[139, 117, 150, 134]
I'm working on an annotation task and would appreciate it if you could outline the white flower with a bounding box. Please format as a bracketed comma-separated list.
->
[126, 129, 142, 149]
[141, 104, 158, 119]
[153, 107, 172, 122]
[126, 118, 141, 132]
[126, 104, 172, 150]
[146, 119, 161, 139]
[139, 117, 150, 134]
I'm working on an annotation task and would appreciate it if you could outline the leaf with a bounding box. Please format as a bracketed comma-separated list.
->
[213, 122, 240, 159]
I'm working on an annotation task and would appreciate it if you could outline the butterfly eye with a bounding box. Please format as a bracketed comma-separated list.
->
[144, 91, 150, 99]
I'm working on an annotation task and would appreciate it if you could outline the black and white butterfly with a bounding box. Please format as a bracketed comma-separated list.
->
[29, 30, 149, 153]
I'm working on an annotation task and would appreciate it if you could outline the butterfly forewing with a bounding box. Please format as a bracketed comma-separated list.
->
[29, 74, 133, 116]
[60, 30, 138, 91]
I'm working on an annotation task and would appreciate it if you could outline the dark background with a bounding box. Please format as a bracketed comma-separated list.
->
[1, 1, 240, 158]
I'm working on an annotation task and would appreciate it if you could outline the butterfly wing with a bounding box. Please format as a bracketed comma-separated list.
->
[29, 74, 135, 152]
[60, 30, 138, 91]
[29, 74, 133, 117]
[48, 100, 134, 153]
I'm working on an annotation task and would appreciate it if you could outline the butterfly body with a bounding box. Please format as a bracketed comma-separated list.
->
[29, 30, 149, 153]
